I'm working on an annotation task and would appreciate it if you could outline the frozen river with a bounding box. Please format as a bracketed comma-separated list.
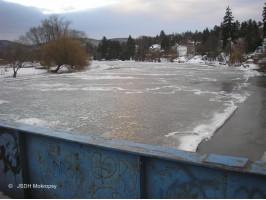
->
[0, 61, 260, 152]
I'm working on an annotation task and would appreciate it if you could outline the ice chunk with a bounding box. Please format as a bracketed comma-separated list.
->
[16, 118, 48, 127]
[261, 152, 266, 162]
[16, 118, 58, 128]
[0, 100, 9, 105]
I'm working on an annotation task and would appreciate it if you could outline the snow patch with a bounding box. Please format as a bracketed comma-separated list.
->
[187, 55, 205, 64]
[66, 74, 135, 80]
[82, 87, 124, 91]
[0, 100, 9, 105]
[0, 67, 47, 78]
[16, 118, 58, 128]
[174, 56, 188, 63]
[39, 86, 124, 92]
[209, 91, 250, 104]
[202, 77, 217, 82]
[261, 152, 266, 162]
[243, 69, 262, 82]
[166, 103, 237, 152]
[229, 92, 250, 103]
[0, 192, 10, 199]
[16, 118, 48, 126]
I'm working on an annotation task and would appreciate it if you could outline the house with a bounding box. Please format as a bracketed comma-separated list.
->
[177, 45, 187, 57]
[149, 44, 161, 52]
[255, 46, 263, 54]
[262, 38, 266, 53]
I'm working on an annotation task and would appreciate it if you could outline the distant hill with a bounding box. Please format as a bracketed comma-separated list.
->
[87, 38, 128, 47]
[0, 38, 129, 54]
[110, 38, 128, 44]
[87, 38, 101, 47]
[0, 40, 16, 57]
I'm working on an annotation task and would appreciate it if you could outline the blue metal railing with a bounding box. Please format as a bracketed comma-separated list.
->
[0, 120, 265, 198]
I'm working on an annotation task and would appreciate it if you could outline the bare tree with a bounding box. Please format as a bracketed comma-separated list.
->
[2, 42, 34, 78]
[41, 15, 71, 42]
[20, 15, 88, 61]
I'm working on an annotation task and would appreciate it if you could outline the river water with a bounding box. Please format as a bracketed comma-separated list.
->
[0, 61, 261, 152]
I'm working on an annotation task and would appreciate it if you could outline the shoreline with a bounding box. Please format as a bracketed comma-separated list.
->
[197, 73, 266, 161]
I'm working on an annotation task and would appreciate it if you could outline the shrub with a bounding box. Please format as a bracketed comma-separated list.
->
[42, 36, 89, 73]
[229, 49, 244, 67]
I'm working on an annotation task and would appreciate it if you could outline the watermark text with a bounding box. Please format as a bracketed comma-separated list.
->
[14, 184, 57, 190]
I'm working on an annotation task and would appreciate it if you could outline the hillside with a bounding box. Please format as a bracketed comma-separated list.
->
[87, 38, 128, 47]
[0, 40, 15, 57]
[110, 38, 128, 44]
[0, 38, 128, 52]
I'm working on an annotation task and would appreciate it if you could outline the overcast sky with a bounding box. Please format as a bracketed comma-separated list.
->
[0, 0, 264, 40]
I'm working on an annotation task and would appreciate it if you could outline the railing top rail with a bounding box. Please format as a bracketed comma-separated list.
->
[0, 120, 265, 176]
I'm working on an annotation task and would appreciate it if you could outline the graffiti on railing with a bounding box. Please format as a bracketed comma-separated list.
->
[90, 152, 138, 198]
[0, 132, 21, 176]
[31, 139, 139, 198]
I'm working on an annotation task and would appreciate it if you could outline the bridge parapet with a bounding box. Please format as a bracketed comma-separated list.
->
[0, 120, 265, 198]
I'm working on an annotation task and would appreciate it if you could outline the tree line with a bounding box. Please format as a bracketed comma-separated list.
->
[2, 4, 266, 77]
[94, 5, 265, 62]
[95, 36, 136, 61]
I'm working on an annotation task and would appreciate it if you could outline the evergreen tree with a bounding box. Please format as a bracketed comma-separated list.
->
[246, 20, 262, 53]
[97, 37, 123, 60]
[192, 30, 203, 43]
[126, 35, 136, 60]
[263, 3, 266, 37]
[97, 36, 108, 59]
[221, 6, 237, 53]
[109, 41, 121, 60]
[238, 20, 262, 53]
[159, 30, 170, 50]
[202, 28, 210, 43]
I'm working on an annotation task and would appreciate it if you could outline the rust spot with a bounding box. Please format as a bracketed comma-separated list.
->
[37, 152, 45, 165]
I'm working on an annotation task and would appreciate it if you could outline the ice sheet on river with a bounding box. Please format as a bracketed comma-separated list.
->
[0, 61, 262, 152]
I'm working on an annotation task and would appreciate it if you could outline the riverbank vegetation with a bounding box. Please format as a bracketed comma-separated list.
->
[1, 15, 91, 77]
[1, 3, 266, 77]
[94, 5, 265, 65]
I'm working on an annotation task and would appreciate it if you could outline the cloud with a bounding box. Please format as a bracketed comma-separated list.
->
[232, 1, 263, 22]
[110, 0, 262, 24]
[0, 0, 264, 40]
[0, 0, 43, 40]
[2, 0, 120, 14]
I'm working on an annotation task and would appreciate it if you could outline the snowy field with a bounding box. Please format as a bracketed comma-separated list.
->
[0, 61, 262, 152]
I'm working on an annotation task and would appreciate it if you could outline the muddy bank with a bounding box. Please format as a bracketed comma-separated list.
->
[197, 74, 266, 161]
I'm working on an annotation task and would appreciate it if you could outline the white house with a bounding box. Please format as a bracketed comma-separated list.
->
[149, 44, 161, 52]
[177, 45, 188, 57]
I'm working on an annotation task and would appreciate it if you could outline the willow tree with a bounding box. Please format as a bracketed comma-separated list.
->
[19, 15, 88, 61]
[41, 35, 88, 73]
